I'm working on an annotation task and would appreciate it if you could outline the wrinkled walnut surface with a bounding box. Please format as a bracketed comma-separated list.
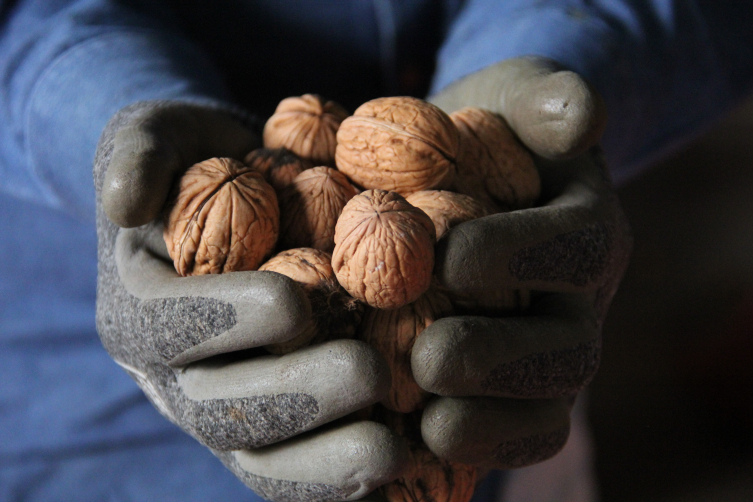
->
[243, 147, 312, 191]
[358, 286, 453, 413]
[335, 97, 459, 195]
[263, 94, 348, 166]
[260, 248, 362, 354]
[451, 107, 540, 211]
[333, 189, 435, 310]
[405, 190, 489, 241]
[279, 166, 358, 252]
[163, 157, 279, 276]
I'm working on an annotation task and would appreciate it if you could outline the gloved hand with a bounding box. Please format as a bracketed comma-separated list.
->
[414, 57, 632, 469]
[94, 100, 409, 502]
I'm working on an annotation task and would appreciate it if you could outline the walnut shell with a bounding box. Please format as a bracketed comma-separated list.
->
[259, 248, 362, 354]
[332, 190, 436, 310]
[358, 286, 453, 413]
[263, 94, 348, 166]
[335, 97, 459, 195]
[163, 157, 279, 276]
[278, 166, 358, 252]
[450, 107, 540, 211]
[243, 147, 313, 191]
[405, 190, 489, 241]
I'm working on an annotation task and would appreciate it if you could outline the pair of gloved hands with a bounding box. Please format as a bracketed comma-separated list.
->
[94, 57, 631, 502]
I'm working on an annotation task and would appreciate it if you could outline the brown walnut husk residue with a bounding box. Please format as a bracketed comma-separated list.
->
[259, 248, 362, 354]
[278, 166, 359, 253]
[263, 94, 349, 166]
[332, 189, 436, 310]
[335, 97, 459, 195]
[163, 157, 279, 276]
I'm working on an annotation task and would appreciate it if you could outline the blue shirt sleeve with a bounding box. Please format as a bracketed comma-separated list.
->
[0, 0, 235, 221]
[432, 0, 753, 183]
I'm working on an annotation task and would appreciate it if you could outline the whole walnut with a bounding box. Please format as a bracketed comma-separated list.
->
[163, 157, 279, 276]
[332, 189, 436, 310]
[243, 147, 313, 191]
[357, 286, 453, 413]
[259, 248, 362, 354]
[263, 94, 349, 166]
[405, 190, 489, 241]
[278, 166, 358, 252]
[335, 97, 459, 195]
[450, 107, 540, 211]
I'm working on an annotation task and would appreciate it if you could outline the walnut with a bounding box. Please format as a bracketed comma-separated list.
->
[278, 167, 358, 252]
[450, 107, 540, 211]
[357, 286, 453, 413]
[332, 190, 435, 310]
[259, 248, 362, 354]
[163, 157, 278, 276]
[263, 94, 349, 166]
[335, 97, 459, 195]
[243, 147, 313, 191]
[405, 190, 489, 241]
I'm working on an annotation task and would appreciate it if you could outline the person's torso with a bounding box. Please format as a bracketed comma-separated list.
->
[156, 0, 460, 115]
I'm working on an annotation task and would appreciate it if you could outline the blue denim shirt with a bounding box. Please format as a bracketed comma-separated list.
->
[1, 1, 751, 500]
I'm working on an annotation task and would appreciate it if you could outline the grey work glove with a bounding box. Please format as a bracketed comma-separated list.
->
[414, 57, 632, 469]
[94, 101, 408, 502]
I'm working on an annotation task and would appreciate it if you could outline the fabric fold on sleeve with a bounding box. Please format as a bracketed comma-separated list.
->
[0, 0, 236, 220]
[432, 0, 753, 183]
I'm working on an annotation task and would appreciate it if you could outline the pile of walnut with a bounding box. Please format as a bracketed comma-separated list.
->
[162, 94, 541, 502]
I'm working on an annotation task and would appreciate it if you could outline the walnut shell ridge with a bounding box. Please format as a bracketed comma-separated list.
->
[243, 147, 313, 191]
[335, 97, 459, 195]
[450, 107, 540, 211]
[263, 94, 349, 166]
[278, 166, 359, 252]
[259, 248, 362, 354]
[405, 190, 489, 241]
[163, 157, 279, 276]
[332, 189, 436, 310]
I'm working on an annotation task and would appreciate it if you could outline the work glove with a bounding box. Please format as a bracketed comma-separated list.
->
[94, 101, 409, 502]
[414, 57, 632, 469]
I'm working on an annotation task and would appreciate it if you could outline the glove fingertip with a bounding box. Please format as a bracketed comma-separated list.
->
[516, 71, 607, 160]
[102, 129, 181, 228]
[101, 176, 161, 228]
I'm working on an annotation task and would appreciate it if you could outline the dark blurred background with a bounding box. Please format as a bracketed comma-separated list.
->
[589, 93, 753, 501]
